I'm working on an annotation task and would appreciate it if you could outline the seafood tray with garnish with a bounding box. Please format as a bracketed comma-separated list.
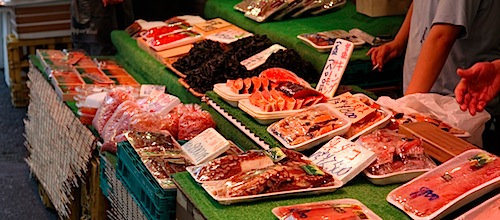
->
[297, 29, 365, 52]
[272, 198, 382, 220]
[356, 129, 437, 185]
[387, 149, 500, 220]
[187, 147, 342, 204]
[267, 103, 351, 151]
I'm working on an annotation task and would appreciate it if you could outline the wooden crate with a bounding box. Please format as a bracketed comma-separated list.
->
[7, 34, 72, 107]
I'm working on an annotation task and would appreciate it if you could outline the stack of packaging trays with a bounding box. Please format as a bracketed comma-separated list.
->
[36, 49, 140, 102]
[116, 141, 176, 220]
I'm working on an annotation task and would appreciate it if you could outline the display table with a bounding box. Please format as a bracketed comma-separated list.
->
[204, 0, 405, 88]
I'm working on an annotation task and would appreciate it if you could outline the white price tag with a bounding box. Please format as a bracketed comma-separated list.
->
[329, 92, 376, 124]
[204, 29, 253, 44]
[181, 128, 230, 165]
[315, 39, 354, 98]
[309, 136, 376, 185]
[240, 44, 286, 70]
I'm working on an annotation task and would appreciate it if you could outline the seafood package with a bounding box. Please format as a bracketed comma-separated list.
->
[272, 198, 382, 220]
[455, 192, 500, 220]
[125, 131, 192, 188]
[186, 149, 275, 183]
[244, 0, 290, 22]
[204, 29, 253, 44]
[298, 29, 365, 52]
[357, 129, 437, 185]
[199, 147, 342, 204]
[140, 22, 192, 40]
[310, 136, 376, 185]
[268, 103, 351, 151]
[148, 30, 203, 51]
[330, 93, 391, 140]
[387, 149, 500, 219]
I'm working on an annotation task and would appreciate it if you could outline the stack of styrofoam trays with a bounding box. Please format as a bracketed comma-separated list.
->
[212, 83, 250, 107]
[238, 99, 303, 125]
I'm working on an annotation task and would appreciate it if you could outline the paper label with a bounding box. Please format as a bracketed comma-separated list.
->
[309, 136, 376, 184]
[139, 84, 166, 98]
[181, 128, 230, 165]
[315, 39, 354, 98]
[204, 29, 253, 44]
[329, 92, 376, 124]
[240, 44, 286, 70]
[194, 18, 232, 32]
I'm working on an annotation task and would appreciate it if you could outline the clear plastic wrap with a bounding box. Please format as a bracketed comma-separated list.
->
[358, 129, 436, 175]
[272, 199, 382, 220]
[101, 101, 143, 153]
[388, 151, 500, 218]
[176, 104, 216, 140]
[92, 88, 136, 134]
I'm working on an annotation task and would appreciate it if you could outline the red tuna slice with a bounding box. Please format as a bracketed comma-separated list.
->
[249, 90, 273, 111]
[260, 77, 271, 91]
[259, 67, 311, 88]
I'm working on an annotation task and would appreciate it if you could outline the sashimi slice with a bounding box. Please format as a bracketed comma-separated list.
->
[243, 78, 252, 94]
[250, 76, 261, 93]
[228, 78, 244, 94]
[260, 77, 271, 91]
[270, 90, 286, 111]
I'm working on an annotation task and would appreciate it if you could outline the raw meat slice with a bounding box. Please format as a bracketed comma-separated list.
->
[260, 67, 310, 88]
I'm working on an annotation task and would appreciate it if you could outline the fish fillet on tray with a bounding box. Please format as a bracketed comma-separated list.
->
[387, 149, 500, 220]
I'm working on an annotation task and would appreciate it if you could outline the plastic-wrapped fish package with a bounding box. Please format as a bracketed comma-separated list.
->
[244, 0, 290, 22]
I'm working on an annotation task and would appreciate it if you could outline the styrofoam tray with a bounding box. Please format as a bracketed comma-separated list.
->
[272, 198, 382, 220]
[387, 149, 500, 220]
[363, 168, 431, 185]
[213, 83, 250, 107]
[297, 30, 365, 52]
[238, 99, 304, 124]
[267, 104, 352, 151]
[454, 192, 500, 220]
[202, 179, 342, 205]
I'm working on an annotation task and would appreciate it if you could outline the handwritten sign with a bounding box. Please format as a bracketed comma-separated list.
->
[329, 92, 376, 124]
[309, 136, 376, 185]
[315, 39, 354, 98]
[181, 128, 230, 165]
[204, 29, 253, 44]
[194, 18, 231, 32]
[240, 44, 286, 70]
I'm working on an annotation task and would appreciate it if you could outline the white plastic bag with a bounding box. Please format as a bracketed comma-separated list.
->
[376, 93, 491, 147]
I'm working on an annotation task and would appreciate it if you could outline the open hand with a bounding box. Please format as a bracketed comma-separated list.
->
[455, 61, 500, 115]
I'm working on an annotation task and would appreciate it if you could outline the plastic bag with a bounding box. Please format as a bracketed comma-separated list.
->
[92, 88, 136, 135]
[376, 93, 491, 147]
[177, 104, 216, 140]
[101, 101, 143, 153]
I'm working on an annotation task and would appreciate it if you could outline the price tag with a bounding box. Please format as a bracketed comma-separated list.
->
[309, 136, 376, 185]
[194, 18, 232, 32]
[329, 92, 376, 124]
[181, 128, 230, 165]
[315, 39, 354, 98]
[204, 29, 253, 44]
[240, 44, 286, 70]
[139, 84, 166, 97]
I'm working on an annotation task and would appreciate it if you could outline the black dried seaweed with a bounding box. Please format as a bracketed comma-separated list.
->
[171, 40, 225, 73]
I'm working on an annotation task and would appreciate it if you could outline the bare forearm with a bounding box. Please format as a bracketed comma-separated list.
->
[405, 24, 461, 95]
[393, 3, 412, 49]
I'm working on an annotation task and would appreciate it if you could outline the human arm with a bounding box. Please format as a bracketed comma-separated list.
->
[455, 59, 500, 115]
[366, 3, 413, 71]
[404, 23, 462, 95]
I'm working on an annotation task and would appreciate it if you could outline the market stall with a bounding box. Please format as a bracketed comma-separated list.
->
[23, 1, 500, 219]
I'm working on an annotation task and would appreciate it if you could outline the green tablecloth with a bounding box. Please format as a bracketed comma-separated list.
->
[204, 0, 405, 88]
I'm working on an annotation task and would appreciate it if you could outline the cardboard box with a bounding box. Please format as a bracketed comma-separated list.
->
[398, 122, 478, 163]
[356, 0, 411, 17]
